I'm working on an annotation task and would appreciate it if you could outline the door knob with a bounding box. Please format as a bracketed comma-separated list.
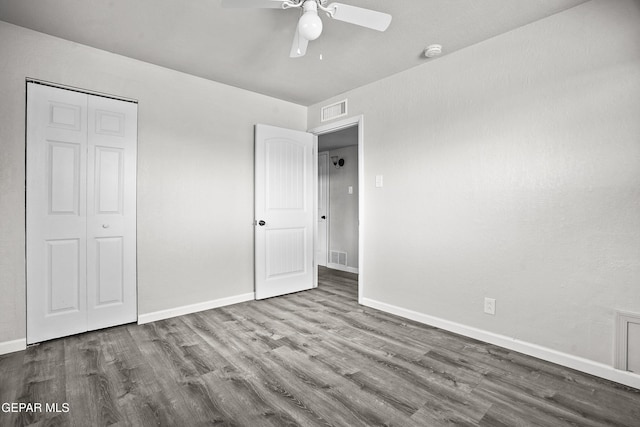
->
[258, 220, 266, 226]
[102, 224, 110, 229]
[321, 215, 326, 219]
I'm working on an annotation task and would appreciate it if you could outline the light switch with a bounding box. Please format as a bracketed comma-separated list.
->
[375, 175, 383, 188]
[348, 186, 353, 194]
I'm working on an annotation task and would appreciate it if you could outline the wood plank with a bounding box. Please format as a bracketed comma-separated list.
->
[64, 331, 122, 426]
[8, 341, 69, 426]
[99, 324, 179, 426]
[126, 320, 235, 424]
[0, 350, 25, 423]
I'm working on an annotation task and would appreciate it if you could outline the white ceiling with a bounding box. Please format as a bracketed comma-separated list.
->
[0, 0, 588, 106]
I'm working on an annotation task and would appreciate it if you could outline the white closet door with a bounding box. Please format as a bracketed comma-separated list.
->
[27, 84, 89, 344]
[27, 83, 137, 344]
[86, 95, 137, 330]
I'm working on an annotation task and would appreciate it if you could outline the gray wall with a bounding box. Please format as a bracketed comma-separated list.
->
[0, 21, 306, 344]
[309, 0, 640, 367]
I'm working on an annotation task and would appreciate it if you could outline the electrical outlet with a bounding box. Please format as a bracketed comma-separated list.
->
[484, 297, 496, 315]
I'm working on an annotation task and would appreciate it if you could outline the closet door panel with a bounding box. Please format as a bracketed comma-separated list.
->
[86, 94, 138, 330]
[27, 83, 88, 344]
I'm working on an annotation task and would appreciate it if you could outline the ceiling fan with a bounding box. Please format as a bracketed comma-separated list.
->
[221, 0, 392, 58]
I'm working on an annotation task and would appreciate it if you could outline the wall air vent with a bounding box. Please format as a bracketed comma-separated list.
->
[321, 99, 348, 122]
[616, 311, 640, 373]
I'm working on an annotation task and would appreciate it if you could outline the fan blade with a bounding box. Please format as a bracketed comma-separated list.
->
[221, 0, 284, 8]
[289, 27, 309, 58]
[326, 2, 391, 31]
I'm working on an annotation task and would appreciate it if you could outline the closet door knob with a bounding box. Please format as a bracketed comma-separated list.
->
[102, 224, 110, 229]
[258, 220, 266, 226]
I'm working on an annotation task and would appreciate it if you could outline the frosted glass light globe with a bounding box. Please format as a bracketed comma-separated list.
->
[298, 11, 323, 40]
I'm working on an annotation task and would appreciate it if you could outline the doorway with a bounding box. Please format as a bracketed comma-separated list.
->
[310, 116, 363, 302]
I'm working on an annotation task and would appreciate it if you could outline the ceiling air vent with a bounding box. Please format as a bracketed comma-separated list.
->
[321, 99, 347, 122]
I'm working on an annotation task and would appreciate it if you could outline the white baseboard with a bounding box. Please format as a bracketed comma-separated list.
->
[362, 298, 640, 390]
[0, 338, 27, 355]
[138, 292, 255, 325]
[326, 263, 359, 274]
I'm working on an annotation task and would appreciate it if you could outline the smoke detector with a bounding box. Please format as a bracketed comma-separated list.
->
[424, 44, 442, 58]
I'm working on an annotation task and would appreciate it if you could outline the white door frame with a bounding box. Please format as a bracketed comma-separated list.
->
[317, 151, 329, 267]
[309, 115, 364, 304]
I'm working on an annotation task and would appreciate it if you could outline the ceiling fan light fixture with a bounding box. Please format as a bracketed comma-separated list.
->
[223, 0, 392, 58]
[298, 1, 323, 40]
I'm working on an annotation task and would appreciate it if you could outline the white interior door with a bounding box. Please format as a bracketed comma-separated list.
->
[255, 124, 316, 299]
[317, 152, 329, 266]
[27, 82, 137, 344]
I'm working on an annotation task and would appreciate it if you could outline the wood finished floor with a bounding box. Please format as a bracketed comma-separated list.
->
[1, 267, 639, 426]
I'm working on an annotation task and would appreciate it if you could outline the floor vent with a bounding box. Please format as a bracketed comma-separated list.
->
[321, 99, 347, 122]
[330, 250, 347, 266]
